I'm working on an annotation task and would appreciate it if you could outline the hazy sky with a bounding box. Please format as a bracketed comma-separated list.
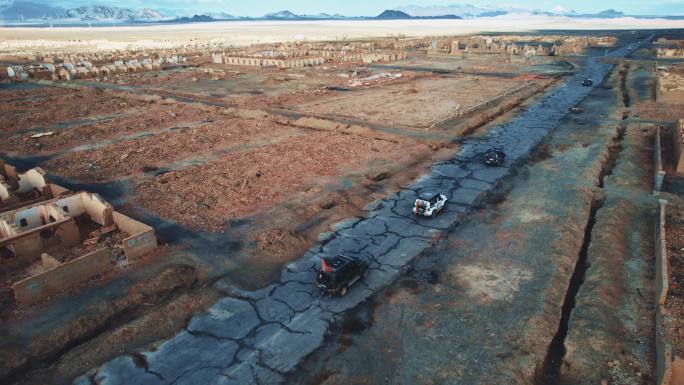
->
[34, 0, 684, 16]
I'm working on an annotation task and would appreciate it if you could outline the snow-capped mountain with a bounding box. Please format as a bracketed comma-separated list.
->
[550, 5, 576, 15]
[262, 10, 353, 20]
[396, 4, 522, 17]
[0, 1, 66, 20]
[0, 1, 165, 21]
[264, 10, 299, 19]
[394, 4, 653, 19]
[64, 5, 163, 20]
[204, 12, 237, 20]
[1, 1, 674, 24]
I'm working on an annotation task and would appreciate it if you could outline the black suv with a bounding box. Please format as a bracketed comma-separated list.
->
[316, 255, 369, 296]
[483, 147, 506, 167]
[582, 78, 593, 87]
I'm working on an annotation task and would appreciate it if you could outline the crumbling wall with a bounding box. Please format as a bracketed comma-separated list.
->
[0, 215, 80, 263]
[655, 126, 666, 192]
[656, 199, 673, 385]
[113, 212, 157, 261]
[11, 205, 44, 230]
[11, 248, 113, 306]
[82, 193, 113, 226]
[57, 192, 113, 226]
[16, 168, 47, 193]
[49, 184, 69, 197]
[1, 193, 114, 261]
[0, 160, 19, 182]
[5, 231, 43, 263]
[657, 70, 684, 105]
[0, 218, 12, 238]
[0, 183, 9, 202]
[0, 164, 65, 210]
[658, 47, 684, 58]
[673, 120, 684, 175]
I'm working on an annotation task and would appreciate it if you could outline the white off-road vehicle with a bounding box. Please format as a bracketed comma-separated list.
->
[413, 192, 448, 218]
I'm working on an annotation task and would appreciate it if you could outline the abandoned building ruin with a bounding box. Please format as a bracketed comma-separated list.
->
[0, 163, 157, 306]
[211, 49, 407, 68]
[656, 37, 684, 58]
[0, 161, 67, 212]
[427, 35, 614, 57]
[673, 120, 684, 175]
[0, 39, 418, 81]
[0, 55, 186, 82]
[657, 66, 684, 105]
[658, 47, 684, 58]
[0, 35, 609, 82]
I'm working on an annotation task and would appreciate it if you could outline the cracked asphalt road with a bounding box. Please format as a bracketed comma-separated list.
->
[74, 41, 645, 385]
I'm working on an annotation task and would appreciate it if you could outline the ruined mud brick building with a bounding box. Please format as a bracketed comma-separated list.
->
[0, 37, 423, 80]
[0, 162, 67, 213]
[657, 66, 684, 105]
[0, 164, 157, 307]
[428, 35, 613, 57]
[655, 37, 684, 58]
[1, 44, 190, 82]
[673, 120, 684, 175]
[1, 56, 185, 82]
[658, 47, 684, 58]
[211, 47, 407, 68]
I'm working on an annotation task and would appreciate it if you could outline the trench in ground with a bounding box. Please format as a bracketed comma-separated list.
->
[0, 275, 199, 385]
[536, 63, 630, 384]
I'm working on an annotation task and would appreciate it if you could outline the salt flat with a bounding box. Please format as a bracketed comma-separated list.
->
[1, 15, 683, 49]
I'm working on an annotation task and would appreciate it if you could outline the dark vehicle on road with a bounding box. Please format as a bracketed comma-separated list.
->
[483, 147, 506, 167]
[582, 78, 593, 86]
[316, 255, 369, 296]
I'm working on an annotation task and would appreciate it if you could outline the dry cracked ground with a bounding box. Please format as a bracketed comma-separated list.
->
[0, 30, 671, 385]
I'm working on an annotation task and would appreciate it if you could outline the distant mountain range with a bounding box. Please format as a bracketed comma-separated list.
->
[0, 1, 681, 23]
[263, 10, 348, 20]
[395, 4, 682, 19]
[375, 10, 462, 20]
[64, 5, 163, 20]
[0, 1, 163, 20]
[396, 4, 521, 18]
[163, 14, 215, 24]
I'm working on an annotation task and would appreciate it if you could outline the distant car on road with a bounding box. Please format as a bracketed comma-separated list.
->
[569, 107, 583, 114]
[413, 192, 447, 218]
[316, 255, 369, 297]
[483, 147, 506, 167]
[582, 78, 594, 87]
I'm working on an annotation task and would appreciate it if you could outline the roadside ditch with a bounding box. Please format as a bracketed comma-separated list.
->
[537, 62, 638, 384]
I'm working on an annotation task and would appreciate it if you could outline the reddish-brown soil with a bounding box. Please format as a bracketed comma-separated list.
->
[293, 74, 529, 128]
[0, 88, 148, 133]
[230, 70, 425, 110]
[44, 115, 300, 181]
[133, 130, 432, 231]
[103, 68, 238, 87]
[633, 100, 684, 122]
[0, 87, 64, 102]
[2, 103, 209, 155]
[667, 195, 684, 357]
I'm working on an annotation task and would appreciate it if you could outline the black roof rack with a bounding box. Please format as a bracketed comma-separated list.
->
[418, 191, 440, 201]
[322, 255, 354, 271]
